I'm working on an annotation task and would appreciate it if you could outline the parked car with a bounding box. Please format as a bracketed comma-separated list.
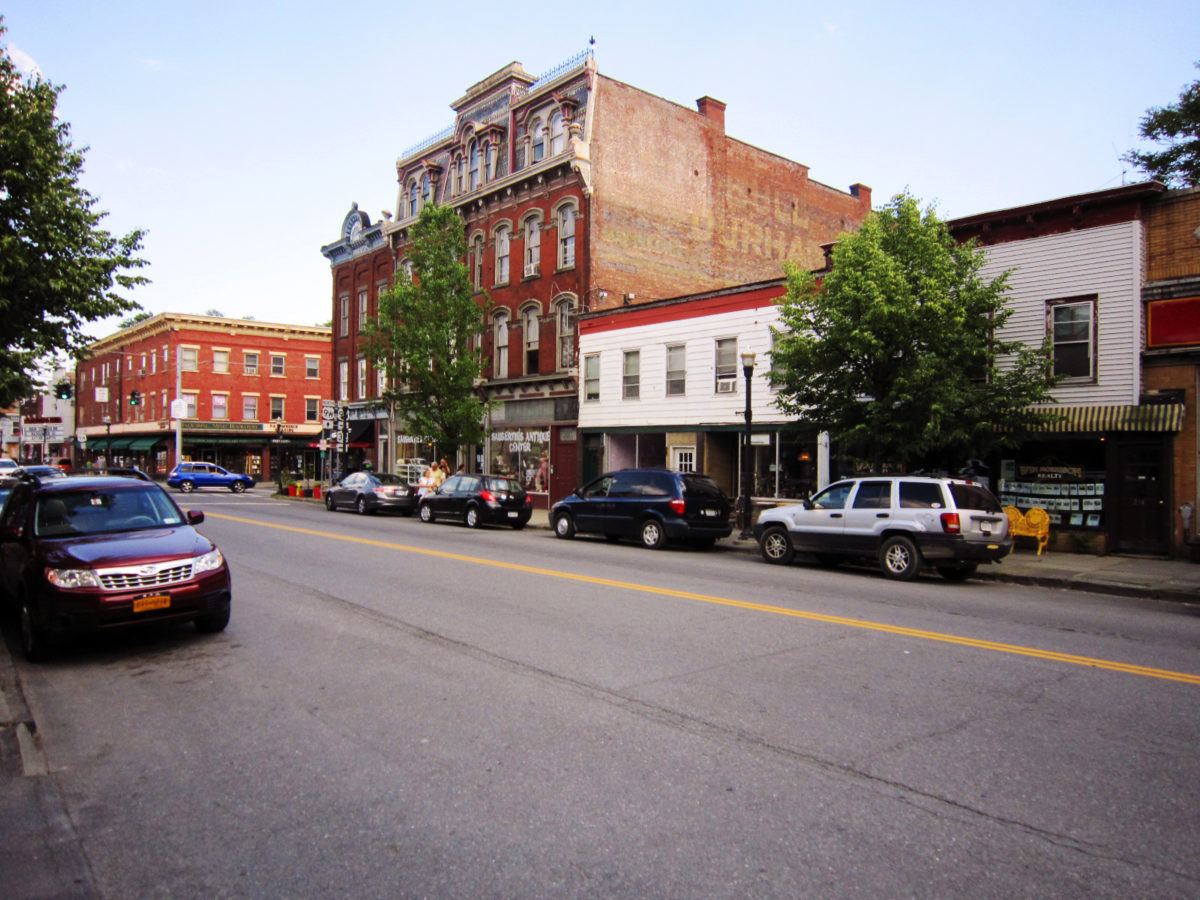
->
[325, 471, 417, 516]
[0, 472, 232, 661]
[166, 462, 255, 493]
[753, 475, 1012, 581]
[53, 458, 72, 472]
[0, 476, 18, 513]
[551, 469, 733, 549]
[0, 458, 18, 473]
[418, 473, 531, 529]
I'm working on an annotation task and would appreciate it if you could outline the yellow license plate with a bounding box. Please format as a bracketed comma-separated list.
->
[133, 594, 171, 613]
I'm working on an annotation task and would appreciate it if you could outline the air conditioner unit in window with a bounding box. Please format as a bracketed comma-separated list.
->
[716, 378, 736, 393]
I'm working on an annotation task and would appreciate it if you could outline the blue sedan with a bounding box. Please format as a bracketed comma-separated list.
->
[166, 462, 256, 493]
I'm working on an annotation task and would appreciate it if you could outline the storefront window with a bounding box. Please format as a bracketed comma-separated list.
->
[490, 428, 551, 492]
[997, 442, 1107, 528]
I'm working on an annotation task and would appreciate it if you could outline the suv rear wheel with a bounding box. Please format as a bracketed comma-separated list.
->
[879, 535, 921, 581]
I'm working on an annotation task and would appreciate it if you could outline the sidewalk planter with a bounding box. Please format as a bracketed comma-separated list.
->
[301, 487, 313, 498]
[313, 485, 322, 499]
[287, 484, 297, 497]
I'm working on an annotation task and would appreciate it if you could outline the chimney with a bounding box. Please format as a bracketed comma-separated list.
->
[696, 96, 726, 133]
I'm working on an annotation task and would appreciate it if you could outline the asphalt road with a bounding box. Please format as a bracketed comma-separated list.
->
[9, 491, 1200, 898]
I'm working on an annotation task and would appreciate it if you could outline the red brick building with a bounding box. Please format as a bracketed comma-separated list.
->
[75, 313, 331, 479]
[322, 48, 871, 504]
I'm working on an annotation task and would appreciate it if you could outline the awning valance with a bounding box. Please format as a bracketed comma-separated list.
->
[128, 437, 162, 451]
[1029, 403, 1185, 433]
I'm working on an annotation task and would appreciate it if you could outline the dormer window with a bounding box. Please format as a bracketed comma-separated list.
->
[408, 180, 419, 218]
[421, 172, 432, 206]
[486, 143, 497, 181]
[549, 111, 566, 156]
[530, 118, 545, 162]
[454, 156, 464, 195]
[469, 139, 481, 190]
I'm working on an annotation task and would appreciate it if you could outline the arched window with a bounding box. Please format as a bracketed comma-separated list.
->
[454, 156, 464, 195]
[485, 142, 496, 181]
[530, 118, 545, 162]
[472, 235, 485, 290]
[523, 216, 541, 277]
[421, 173, 432, 206]
[557, 204, 576, 269]
[493, 310, 509, 378]
[494, 225, 510, 284]
[522, 305, 540, 374]
[469, 139, 480, 190]
[408, 180, 419, 218]
[555, 297, 576, 370]
[549, 111, 566, 156]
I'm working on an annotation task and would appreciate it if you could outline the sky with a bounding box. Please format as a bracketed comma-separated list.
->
[3, 1, 1197, 339]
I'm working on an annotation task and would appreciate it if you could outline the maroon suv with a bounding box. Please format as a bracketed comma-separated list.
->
[0, 473, 232, 661]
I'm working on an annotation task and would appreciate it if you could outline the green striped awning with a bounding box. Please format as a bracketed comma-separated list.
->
[1029, 403, 1185, 433]
[127, 437, 162, 451]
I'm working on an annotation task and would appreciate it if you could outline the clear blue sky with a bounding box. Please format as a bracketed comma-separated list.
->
[4, 1, 1197, 336]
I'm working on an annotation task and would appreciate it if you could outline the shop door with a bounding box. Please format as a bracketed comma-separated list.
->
[1114, 441, 1168, 555]
[550, 435, 577, 506]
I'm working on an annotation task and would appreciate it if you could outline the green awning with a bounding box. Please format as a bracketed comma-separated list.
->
[1028, 403, 1185, 433]
[102, 438, 131, 451]
[127, 437, 162, 451]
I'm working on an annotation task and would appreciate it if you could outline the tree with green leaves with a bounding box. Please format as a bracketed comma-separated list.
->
[364, 203, 491, 459]
[0, 19, 149, 406]
[769, 193, 1058, 472]
[1124, 61, 1200, 188]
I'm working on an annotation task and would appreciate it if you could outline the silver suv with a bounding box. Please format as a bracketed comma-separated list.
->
[753, 475, 1011, 581]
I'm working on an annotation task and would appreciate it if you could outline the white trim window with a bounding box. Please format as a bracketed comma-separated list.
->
[357, 357, 368, 400]
[212, 349, 229, 374]
[357, 289, 368, 331]
[211, 393, 228, 419]
[1048, 296, 1096, 381]
[622, 350, 640, 400]
[244, 352, 259, 376]
[584, 353, 600, 401]
[473, 235, 485, 290]
[338, 360, 349, 402]
[305, 397, 320, 422]
[271, 354, 285, 377]
[339, 295, 350, 336]
[180, 346, 199, 372]
[524, 217, 541, 278]
[530, 118, 545, 162]
[182, 392, 198, 419]
[305, 357, 320, 379]
[666, 344, 686, 396]
[270, 396, 285, 421]
[242, 395, 258, 421]
[469, 139, 481, 191]
[715, 338, 738, 392]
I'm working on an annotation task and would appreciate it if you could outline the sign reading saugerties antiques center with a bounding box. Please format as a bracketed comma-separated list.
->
[491, 429, 551, 452]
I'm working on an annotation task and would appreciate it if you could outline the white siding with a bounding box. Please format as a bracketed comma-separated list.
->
[979, 221, 1143, 407]
[579, 304, 790, 429]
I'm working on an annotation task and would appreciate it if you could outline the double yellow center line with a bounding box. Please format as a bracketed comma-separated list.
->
[212, 513, 1200, 686]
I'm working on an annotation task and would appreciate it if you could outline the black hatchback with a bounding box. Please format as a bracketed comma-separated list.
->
[418, 473, 532, 529]
[551, 469, 732, 549]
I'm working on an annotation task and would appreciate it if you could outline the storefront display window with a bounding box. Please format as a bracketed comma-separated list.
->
[997, 442, 1107, 528]
[491, 428, 550, 492]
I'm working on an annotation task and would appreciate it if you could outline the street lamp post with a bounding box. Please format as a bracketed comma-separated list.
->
[103, 415, 112, 467]
[740, 351, 756, 539]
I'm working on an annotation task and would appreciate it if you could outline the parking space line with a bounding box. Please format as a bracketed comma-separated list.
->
[209, 512, 1200, 686]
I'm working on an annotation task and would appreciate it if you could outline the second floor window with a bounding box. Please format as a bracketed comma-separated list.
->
[270, 397, 285, 420]
[339, 296, 349, 336]
[1049, 297, 1095, 380]
[271, 355, 285, 376]
[556, 300, 575, 370]
[243, 396, 258, 420]
[523, 307, 540, 374]
[339, 361, 349, 402]
[666, 344, 686, 395]
[357, 289, 368, 331]
[357, 358, 367, 399]
[715, 338, 738, 392]
[306, 398, 319, 422]
[584, 353, 600, 401]
[211, 394, 228, 419]
[494, 311, 509, 378]
[623, 350, 640, 400]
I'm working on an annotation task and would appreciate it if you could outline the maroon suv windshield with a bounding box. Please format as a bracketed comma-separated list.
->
[35, 487, 185, 537]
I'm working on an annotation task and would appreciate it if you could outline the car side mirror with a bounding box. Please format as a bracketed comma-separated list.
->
[187, 510, 205, 525]
[800, 497, 814, 510]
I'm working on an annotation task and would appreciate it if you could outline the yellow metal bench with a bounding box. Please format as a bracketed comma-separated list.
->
[1005, 506, 1050, 555]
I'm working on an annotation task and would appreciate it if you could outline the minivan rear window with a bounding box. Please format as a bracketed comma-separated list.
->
[681, 475, 723, 499]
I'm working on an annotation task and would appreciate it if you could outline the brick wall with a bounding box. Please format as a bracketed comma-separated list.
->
[588, 75, 870, 308]
[1145, 187, 1200, 282]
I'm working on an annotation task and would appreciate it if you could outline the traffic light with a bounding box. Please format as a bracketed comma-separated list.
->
[54, 381, 73, 400]
[129, 390, 141, 406]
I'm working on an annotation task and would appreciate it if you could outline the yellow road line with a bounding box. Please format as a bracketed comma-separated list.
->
[210, 512, 1200, 685]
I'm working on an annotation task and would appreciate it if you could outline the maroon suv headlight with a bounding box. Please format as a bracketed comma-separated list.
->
[45, 568, 102, 589]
